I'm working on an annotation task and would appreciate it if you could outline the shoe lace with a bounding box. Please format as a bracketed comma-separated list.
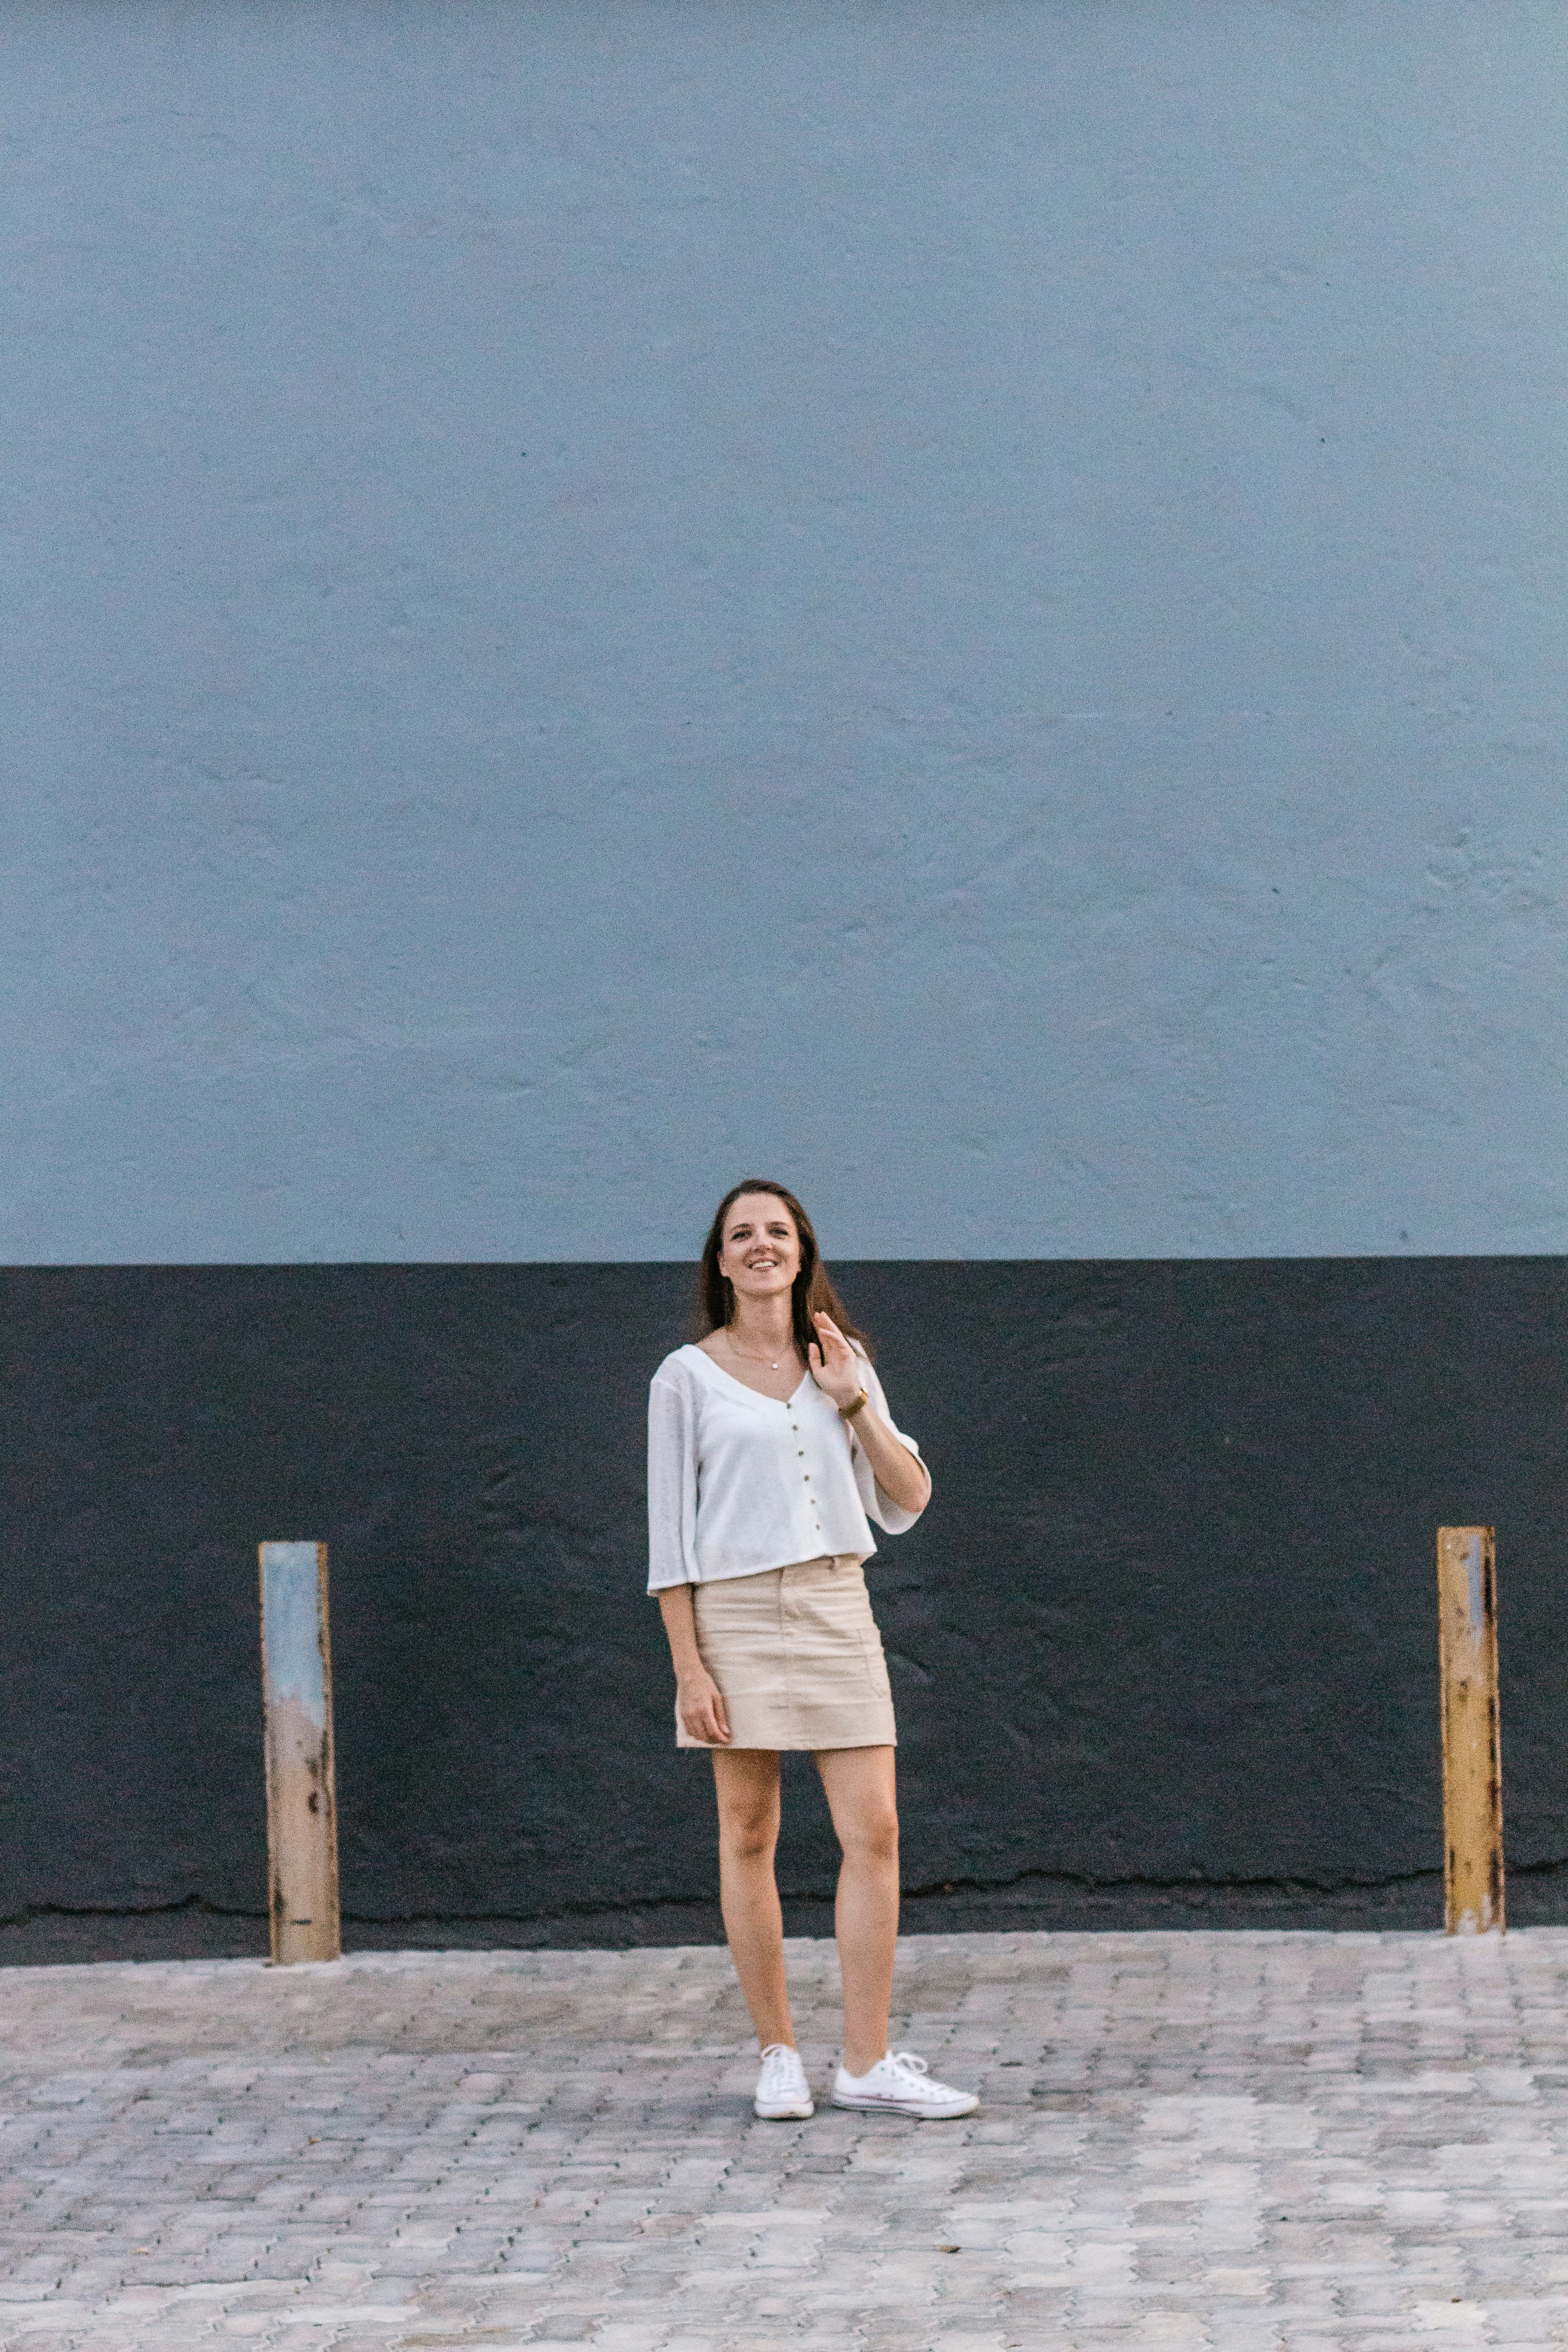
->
[759, 2043, 801, 2091]
[887, 2050, 933, 2082]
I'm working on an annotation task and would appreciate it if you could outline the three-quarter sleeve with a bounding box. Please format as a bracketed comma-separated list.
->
[647, 1367, 701, 1591]
[848, 1349, 928, 1535]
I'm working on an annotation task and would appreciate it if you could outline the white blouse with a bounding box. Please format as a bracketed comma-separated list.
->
[647, 1342, 926, 1593]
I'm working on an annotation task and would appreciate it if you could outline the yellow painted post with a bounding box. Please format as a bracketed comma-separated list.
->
[1435, 1526, 1504, 1935]
[258, 1542, 341, 1964]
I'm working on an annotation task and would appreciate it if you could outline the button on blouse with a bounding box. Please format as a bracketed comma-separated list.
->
[646, 1342, 926, 1592]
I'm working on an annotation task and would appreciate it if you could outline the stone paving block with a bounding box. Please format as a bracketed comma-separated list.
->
[8, 1934, 1568, 2347]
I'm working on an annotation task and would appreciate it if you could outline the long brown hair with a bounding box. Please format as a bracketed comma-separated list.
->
[696, 1180, 871, 1363]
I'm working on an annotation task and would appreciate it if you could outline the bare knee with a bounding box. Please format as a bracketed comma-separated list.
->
[839, 1807, 899, 1867]
[720, 1807, 779, 1867]
[713, 1754, 781, 1868]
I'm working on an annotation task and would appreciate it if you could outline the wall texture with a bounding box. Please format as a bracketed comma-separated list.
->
[5, 1261, 1568, 1960]
[6, 5, 1568, 1955]
[6, 0, 1568, 1262]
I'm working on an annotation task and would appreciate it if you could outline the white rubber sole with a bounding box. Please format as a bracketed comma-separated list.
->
[754, 2096, 815, 2120]
[831, 2089, 978, 2120]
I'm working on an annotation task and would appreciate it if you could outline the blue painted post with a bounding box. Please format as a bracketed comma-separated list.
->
[258, 1542, 341, 1963]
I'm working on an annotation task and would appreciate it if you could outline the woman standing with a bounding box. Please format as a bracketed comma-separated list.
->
[648, 1179, 977, 2123]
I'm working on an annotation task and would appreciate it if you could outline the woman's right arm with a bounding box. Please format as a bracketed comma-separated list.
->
[647, 1367, 729, 1744]
[657, 1585, 731, 1746]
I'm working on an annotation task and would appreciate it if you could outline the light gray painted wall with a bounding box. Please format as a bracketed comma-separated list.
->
[5, 0, 1566, 1262]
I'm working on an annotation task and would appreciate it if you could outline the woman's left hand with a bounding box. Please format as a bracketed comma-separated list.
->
[808, 1313, 866, 1409]
[810, 1310, 931, 1516]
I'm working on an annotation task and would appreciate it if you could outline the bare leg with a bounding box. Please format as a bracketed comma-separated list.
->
[711, 1749, 795, 2051]
[814, 1745, 899, 2076]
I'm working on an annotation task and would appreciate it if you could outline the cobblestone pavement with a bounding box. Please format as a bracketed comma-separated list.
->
[4, 1929, 1568, 2349]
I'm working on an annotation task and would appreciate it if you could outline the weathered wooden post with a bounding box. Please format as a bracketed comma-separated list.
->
[1435, 1526, 1504, 1935]
[258, 1541, 341, 1963]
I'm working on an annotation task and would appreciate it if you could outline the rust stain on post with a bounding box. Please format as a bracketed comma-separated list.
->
[1436, 1526, 1504, 1935]
[259, 1541, 341, 1964]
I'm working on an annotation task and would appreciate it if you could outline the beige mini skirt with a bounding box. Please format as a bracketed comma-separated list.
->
[677, 1553, 897, 1752]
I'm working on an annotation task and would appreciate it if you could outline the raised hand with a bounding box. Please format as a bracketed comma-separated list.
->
[807, 1312, 865, 1410]
[808, 1313, 930, 1514]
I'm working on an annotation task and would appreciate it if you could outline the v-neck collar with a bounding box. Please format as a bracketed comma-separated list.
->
[682, 1343, 812, 1407]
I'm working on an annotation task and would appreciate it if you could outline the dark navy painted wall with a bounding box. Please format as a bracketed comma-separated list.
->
[5, 1262, 1568, 1958]
[6, 0, 1568, 1262]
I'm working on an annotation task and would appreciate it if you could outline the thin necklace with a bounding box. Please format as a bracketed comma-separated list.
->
[726, 1328, 789, 1372]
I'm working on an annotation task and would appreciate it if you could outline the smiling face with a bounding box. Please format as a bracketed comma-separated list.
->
[716, 1192, 802, 1311]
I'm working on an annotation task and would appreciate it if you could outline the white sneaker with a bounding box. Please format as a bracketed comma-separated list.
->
[831, 2049, 978, 2119]
[754, 2043, 814, 2120]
